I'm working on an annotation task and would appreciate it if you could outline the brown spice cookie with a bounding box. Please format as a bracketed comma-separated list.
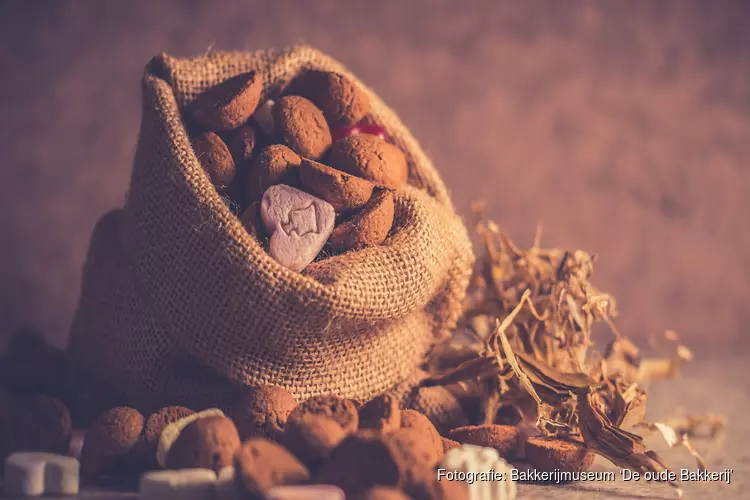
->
[288, 70, 371, 127]
[14, 395, 72, 454]
[246, 145, 303, 202]
[399, 410, 443, 462]
[143, 406, 195, 451]
[280, 414, 346, 472]
[329, 190, 394, 252]
[441, 436, 460, 454]
[188, 71, 262, 132]
[403, 464, 469, 500]
[81, 407, 144, 482]
[234, 438, 310, 498]
[386, 428, 441, 469]
[524, 436, 595, 477]
[226, 124, 258, 167]
[288, 395, 359, 435]
[358, 394, 401, 433]
[329, 134, 408, 189]
[299, 158, 374, 212]
[191, 131, 236, 194]
[315, 432, 405, 498]
[355, 486, 412, 500]
[447, 424, 521, 459]
[273, 96, 332, 160]
[406, 385, 469, 435]
[137, 406, 195, 469]
[165, 415, 241, 471]
[228, 385, 298, 442]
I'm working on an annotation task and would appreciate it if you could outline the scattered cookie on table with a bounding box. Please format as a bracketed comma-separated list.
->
[447, 424, 521, 459]
[228, 384, 297, 441]
[156, 408, 224, 469]
[139, 468, 217, 500]
[233, 438, 310, 499]
[280, 414, 346, 472]
[314, 432, 405, 498]
[228, 385, 298, 442]
[80, 406, 144, 482]
[287, 394, 360, 435]
[524, 436, 594, 477]
[441, 436, 460, 454]
[386, 427, 442, 470]
[358, 394, 401, 434]
[165, 415, 240, 472]
[399, 410, 443, 461]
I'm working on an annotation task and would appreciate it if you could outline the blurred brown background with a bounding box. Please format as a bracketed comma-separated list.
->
[0, 0, 748, 349]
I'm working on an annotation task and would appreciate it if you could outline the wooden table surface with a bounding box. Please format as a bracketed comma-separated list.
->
[2, 345, 747, 499]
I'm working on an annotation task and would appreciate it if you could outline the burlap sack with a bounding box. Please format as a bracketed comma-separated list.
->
[67, 46, 474, 413]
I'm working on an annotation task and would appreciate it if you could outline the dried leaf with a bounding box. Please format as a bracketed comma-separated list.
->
[423, 356, 505, 387]
[635, 421, 709, 470]
[578, 392, 681, 495]
[496, 315, 543, 406]
[617, 386, 648, 428]
[661, 414, 726, 440]
[424, 212, 707, 499]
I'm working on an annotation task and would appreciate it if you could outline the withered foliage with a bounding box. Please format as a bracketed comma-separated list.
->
[425, 206, 703, 497]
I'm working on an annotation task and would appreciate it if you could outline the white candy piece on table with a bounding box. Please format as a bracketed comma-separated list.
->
[4, 452, 79, 497]
[156, 408, 224, 468]
[441, 444, 517, 500]
[261, 185, 335, 272]
[4, 452, 46, 497]
[43, 454, 80, 495]
[139, 469, 217, 500]
[253, 99, 275, 135]
[215, 466, 241, 500]
[266, 484, 346, 500]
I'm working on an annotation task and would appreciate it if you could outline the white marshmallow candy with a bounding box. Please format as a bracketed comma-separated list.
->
[4, 452, 79, 497]
[4, 453, 46, 497]
[441, 444, 517, 500]
[267, 484, 346, 500]
[139, 469, 217, 500]
[43, 454, 80, 495]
